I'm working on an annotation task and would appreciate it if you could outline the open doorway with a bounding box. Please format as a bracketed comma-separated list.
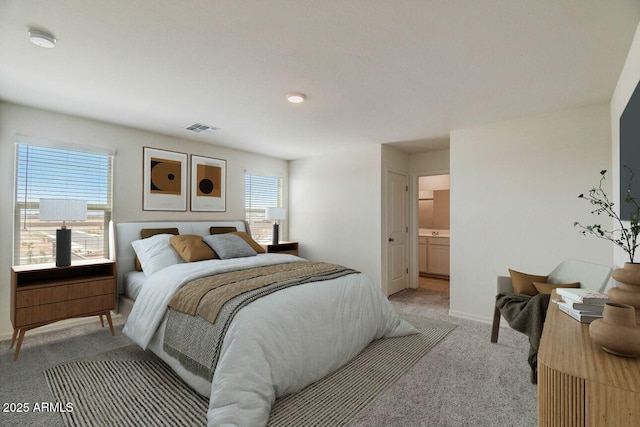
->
[417, 174, 450, 294]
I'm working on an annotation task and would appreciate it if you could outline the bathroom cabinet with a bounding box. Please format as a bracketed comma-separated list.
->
[419, 236, 449, 277]
[419, 237, 427, 273]
[427, 237, 450, 276]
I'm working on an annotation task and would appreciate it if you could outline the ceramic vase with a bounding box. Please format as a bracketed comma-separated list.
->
[608, 262, 640, 322]
[589, 302, 640, 357]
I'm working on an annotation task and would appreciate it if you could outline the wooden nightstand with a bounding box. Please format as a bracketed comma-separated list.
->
[10, 259, 117, 361]
[264, 241, 299, 256]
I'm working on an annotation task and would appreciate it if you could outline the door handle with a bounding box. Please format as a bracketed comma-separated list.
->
[388, 237, 395, 242]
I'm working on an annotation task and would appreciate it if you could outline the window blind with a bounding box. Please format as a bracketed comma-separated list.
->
[245, 173, 283, 244]
[14, 143, 114, 265]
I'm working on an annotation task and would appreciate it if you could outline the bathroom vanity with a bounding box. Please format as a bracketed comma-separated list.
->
[418, 230, 450, 277]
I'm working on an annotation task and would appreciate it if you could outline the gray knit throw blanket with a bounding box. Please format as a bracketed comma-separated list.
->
[495, 293, 551, 378]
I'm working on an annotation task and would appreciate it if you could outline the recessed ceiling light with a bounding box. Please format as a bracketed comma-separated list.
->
[286, 93, 306, 103]
[29, 29, 56, 48]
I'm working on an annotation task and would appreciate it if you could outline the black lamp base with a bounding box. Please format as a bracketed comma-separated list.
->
[272, 223, 280, 246]
[56, 228, 72, 267]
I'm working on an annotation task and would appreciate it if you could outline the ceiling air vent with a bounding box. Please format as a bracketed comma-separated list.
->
[185, 123, 220, 133]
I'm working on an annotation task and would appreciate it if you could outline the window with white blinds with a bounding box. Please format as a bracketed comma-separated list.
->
[14, 142, 114, 265]
[245, 173, 283, 244]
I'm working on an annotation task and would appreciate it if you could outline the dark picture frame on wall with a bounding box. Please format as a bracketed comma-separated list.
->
[620, 79, 640, 221]
[190, 154, 226, 212]
[142, 147, 188, 211]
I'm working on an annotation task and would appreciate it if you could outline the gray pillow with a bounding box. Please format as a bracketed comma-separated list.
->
[203, 233, 257, 259]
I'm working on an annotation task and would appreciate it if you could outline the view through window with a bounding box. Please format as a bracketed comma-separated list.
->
[14, 142, 114, 265]
[245, 173, 283, 244]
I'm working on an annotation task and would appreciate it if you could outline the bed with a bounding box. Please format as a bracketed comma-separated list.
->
[112, 220, 416, 426]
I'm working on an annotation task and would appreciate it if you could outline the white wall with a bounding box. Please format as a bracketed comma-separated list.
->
[409, 149, 450, 175]
[0, 102, 288, 339]
[289, 145, 383, 288]
[611, 20, 640, 269]
[289, 144, 449, 294]
[449, 104, 613, 322]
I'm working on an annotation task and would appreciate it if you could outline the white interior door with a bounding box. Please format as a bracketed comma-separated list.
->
[387, 171, 408, 295]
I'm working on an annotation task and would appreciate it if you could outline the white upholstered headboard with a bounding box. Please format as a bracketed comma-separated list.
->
[109, 220, 249, 294]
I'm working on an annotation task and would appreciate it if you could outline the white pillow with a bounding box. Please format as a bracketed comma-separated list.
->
[131, 234, 183, 277]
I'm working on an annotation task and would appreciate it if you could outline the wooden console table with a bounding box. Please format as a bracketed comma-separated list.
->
[538, 292, 640, 426]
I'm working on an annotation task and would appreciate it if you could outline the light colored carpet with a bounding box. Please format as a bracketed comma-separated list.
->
[43, 314, 455, 427]
[1, 288, 537, 426]
[352, 288, 537, 427]
[268, 314, 455, 426]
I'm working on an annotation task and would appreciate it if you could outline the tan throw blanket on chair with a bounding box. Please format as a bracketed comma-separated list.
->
[164, 261, 358, 380]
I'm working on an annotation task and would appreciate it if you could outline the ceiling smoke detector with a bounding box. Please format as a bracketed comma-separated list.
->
[29, 29, 56, 48]
[286, 92, 306, 103]
[185, 123, 220, 133]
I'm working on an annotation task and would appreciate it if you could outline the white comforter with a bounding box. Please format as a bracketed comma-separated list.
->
[123, 254, 416, 426]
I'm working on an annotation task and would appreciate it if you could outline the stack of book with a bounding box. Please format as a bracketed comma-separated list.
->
[555, 288, 608, 324]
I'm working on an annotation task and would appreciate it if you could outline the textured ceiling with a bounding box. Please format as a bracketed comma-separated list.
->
[0, 1, 639, 159]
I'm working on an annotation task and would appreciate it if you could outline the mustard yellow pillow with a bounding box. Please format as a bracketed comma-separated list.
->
[170, 234, 218, 262]
[230, 231, 266, 254]
[509, 269, 548, 296]
[532, 282, 580, 295]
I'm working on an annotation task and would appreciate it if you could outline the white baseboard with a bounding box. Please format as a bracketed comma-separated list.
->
[448, 309, 493, 324]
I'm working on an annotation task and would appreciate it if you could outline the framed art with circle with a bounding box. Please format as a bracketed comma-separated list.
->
[143, 147, 188, 211]
[190, 154, 226, 212]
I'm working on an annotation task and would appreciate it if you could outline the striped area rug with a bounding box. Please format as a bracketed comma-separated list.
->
[44, 314, 455, 427]
[45, 360, 207, 426]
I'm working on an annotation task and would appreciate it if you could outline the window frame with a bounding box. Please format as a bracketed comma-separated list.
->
[13, 136, 114, 266]
[244, 172, 285, 244]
